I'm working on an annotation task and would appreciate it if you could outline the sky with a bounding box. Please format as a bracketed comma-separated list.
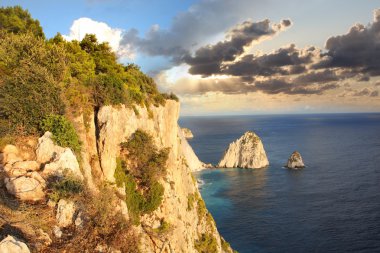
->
[2, 0, 380, 115]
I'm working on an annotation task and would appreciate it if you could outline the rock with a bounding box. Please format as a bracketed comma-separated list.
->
[5, 176, 45, 201]
[36, 132, 65, 164]
[2, 145, 22, 165]
[36, 229, 52, 246]
[74, 211, 84, 227]
[42, 148, 83, 180]
[181, 128, 194, 139]
[179, 125, 206, 172]
[53, 226, 62, 238]
[12, 161, 40, 171]
[286, 151, 305, 169]
[56, 199, 76, 227]
[47, 199, 57, 208]
[218, 131, 269, 169]
[0, 235, 31, 253]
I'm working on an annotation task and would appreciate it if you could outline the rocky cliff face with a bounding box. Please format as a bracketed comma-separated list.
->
[90, 101, 230, 252]
[218, 131, 269, 169]
[0, 100, 231, 252]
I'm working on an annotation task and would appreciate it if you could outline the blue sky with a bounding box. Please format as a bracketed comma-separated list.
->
[2, 0, 380, 115]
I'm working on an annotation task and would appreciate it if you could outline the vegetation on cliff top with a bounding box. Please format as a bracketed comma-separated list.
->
[0, 6, 178, 144]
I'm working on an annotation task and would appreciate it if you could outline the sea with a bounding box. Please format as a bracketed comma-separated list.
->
[179, 113, 380, 253]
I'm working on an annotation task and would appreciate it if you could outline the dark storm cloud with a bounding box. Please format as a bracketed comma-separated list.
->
[293, 69, 341, 85]
[221, 44, 313, 77]
[313, 9, 380, 76]
[184, 19, 292, 76]
[121, 0, 272, 61]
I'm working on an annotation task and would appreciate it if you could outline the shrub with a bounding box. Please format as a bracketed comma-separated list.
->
[0, 32, 65, 136]
[48, 174, 84, 202]
[187, 193, 196, 211]
[194, 233, 218, 253]
[40, 114, 81, 153]
[153, 219, 171, 234]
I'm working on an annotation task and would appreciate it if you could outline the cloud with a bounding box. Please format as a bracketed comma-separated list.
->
[313, 9, 380, 76]
[121, 0, 272, 61]
[184, 19, 292, 76]
[64, 17, 133, 58]
[339, 87, 379, 97]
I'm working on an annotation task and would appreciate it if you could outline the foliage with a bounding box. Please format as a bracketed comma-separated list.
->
[48, 173, 84, 202]
[221, 237, 233, 253]
[115, 130, 169, 224]
[153, 219, 172, 234]
[0, 32, 66, 136]
[194, 233, 218, 253]
[187, 193, 196, 211]
[40, 114, 81, 153]
[0, 6, 44, 38]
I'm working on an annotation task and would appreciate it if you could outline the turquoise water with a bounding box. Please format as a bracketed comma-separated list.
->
[180, 114, 380, 253]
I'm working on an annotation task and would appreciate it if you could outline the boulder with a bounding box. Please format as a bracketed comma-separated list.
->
[12, 161, 40, 171]
[36, 132, 65, 164]
[53, 226, 62, 238]
[218, 131, 269, 169]
[56, 199, 76, 227]
[286, 151, 305, 169]
[42, 148, 83, 180]
[181, 127, 194, 139]
[5, 175, 45, 202]
[0, 235, 30, 253]
[2, 145, 22, 165]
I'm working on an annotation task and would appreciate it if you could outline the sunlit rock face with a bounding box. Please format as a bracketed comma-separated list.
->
[286, 151, 305, 169]
[218, 131, 269, 169]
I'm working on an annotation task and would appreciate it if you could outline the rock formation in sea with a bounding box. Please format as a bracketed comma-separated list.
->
[218, 131, 269, 169]
[286, 151, 305, 169]
[182, 127, 194, 139]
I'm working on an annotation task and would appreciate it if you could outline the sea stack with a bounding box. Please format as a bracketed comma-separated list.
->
[286, 151, 305, 169]
[218, 131, 269, 169]
[181, 127, 194, 139]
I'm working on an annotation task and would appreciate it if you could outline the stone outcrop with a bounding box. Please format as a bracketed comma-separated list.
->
[179, 125, 206, 171]
[181, 127, 194, 139]
[218, 131, 269, 169]
[0, 235, 31, 253]
[96, 101, 231, 252]
[56, 199, 76, 228]
[36, 132, 83, 180]
[286, 151, 305, 169]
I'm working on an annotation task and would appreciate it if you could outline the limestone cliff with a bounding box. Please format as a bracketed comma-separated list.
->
[181, 127, 194, 139]
[218, 131, 269, 169]
[92, 100, 230, 252]
[0, 100, 232, 252]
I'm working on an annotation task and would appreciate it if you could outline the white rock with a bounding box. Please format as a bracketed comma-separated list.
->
[5, 176, 45, 201]
[2, 145, 22, 165]
[286, 151, 305, 169]
[12, 161, 40, 171]
[42, 148, 83, 180]
[56, 199, 76, 227]
[181, 127, 194, 139]
[36, 132, 65, 164]
[53, 226, 62, 238]
[0, 235, 30, 253]
[178, 125, 205, 172]
[74, 211, 84, 227]
[218, 131, 269, 169]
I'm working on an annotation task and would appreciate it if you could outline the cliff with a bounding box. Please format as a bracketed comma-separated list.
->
[181, 128, 194, 139]
[218, 131, 269, 169]
[0, 100, 232, 253]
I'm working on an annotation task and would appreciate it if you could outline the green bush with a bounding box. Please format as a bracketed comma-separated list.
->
[115, 130, 169, 224]
[48, 174, 84, 202]
[0, 32, 65, 136]
[153, 219, 171, 234]
[187, 193, 196, 211]
[40, 114, 81, 153]
[194, 233, 218, 253]
[0, 6, 44, 38]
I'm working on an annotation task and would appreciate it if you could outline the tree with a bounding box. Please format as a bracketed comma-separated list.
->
[0, 6, 44, 38]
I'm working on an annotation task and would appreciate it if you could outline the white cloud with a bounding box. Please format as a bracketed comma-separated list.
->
[64, 17, 134, 59]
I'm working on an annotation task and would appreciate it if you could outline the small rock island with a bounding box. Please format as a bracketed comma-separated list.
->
[218, 131, 269, 169]
[181, 127, 194, 139]
[286, 151, 305, 169]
